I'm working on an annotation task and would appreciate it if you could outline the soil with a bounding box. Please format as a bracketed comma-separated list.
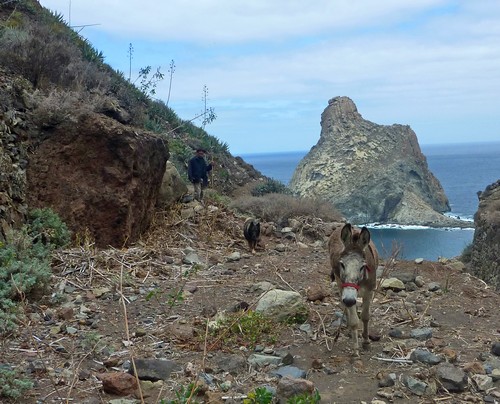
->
[2, 201, 500, 404]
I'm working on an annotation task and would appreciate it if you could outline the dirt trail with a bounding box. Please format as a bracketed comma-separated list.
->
[3, 204, 500, 403]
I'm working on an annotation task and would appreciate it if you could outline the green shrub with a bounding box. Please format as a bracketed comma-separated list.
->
[0, 208, 69, 334]
[460, 243, 473, 263]
[160, 382, 200, 404]
[287, 390, 321, 404]
[0, 231, 52, 334]
[208, 310, 279, 349]
[251, 179, 290, 196]
[204, 189, 232, 206]
[0, 366, 33, 400]
[244, 386, 321, 404]
[244, 387, 273, 404]
[28, 207, 71, 249]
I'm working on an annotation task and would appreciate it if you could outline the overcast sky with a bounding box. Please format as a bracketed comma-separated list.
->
[39, 0, 500, 154]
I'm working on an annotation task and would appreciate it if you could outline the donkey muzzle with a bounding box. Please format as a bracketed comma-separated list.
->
[341, 285, 358, 307]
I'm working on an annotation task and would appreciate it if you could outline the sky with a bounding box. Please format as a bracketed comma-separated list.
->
[38, 0, 500, 155]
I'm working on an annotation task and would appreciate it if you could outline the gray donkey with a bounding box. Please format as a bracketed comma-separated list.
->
[328, 223, 379, 356]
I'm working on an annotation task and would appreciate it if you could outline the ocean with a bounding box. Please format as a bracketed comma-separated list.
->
[240, 142, 500, 261]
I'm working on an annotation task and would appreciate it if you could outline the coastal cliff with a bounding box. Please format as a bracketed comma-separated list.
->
[289, 97, 469, 227]
[469, 180, 500, 290]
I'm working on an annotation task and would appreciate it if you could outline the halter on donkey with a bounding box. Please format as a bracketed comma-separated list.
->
[328, 223, 379, 356]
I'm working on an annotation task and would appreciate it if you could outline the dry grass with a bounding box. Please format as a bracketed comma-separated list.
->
[27, 89, 124, 128]
[231, 193, 343, 227]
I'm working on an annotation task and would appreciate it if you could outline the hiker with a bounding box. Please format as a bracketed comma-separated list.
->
[188, 148, 213, 202]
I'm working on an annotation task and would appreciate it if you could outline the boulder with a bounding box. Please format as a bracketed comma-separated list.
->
[26, 113, 169, 247]
[255, 289, 308, 322]
[156, 161, 187, 208]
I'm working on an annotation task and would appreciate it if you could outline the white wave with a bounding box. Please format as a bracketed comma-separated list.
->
[363, 223, 431, 230]
[363, 223, 475, 231]
[444, 212, 474, 222]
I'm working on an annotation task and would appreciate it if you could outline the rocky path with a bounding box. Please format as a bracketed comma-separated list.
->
[2, 203, 500, 403]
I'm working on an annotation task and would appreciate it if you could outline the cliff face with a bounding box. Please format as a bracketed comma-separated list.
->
[289, 97, 465, 227]
[469, 180, 500, 290]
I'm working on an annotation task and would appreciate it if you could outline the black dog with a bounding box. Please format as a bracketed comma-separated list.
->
[243, 218, 260, 254]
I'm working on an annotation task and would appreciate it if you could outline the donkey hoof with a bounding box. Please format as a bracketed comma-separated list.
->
[362, 341, 371, 350]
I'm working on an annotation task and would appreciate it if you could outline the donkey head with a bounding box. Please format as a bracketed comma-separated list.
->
[337, 224, 372, 307]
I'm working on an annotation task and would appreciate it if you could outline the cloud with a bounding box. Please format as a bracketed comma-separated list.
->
[46, 0, 451, 43]
[39, 0, 500, 153]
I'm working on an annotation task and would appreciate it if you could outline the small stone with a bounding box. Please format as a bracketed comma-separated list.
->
[271, 365, 307, 379]
[93, 287, 111, 298]
[414, 276, 425, 287]
[388, 328, 405, 339]
[463, 361, 485, 374]
[226, 252, 241, 262]
[276, 376, 314, 400]
[311, 359, 323, 369]
[410, 348, 443, 365]
[441, 348, 458, 363]
[410, 327, 433, 341]
[135, 327, 147, 337]
[427, 282, 442, 292]
[491, 342, 500, 356]
[57, 307, 74, 320]
[380, 278, 405, 291]
[435, 362, 468, 392]
[98, 372, 138, 396]
[275, 244, 287, 252]
[402, 374, 427, 396]
[306, 285, 328, 301]
[377, 371, 396, 387]
[471, 374, 493, 391]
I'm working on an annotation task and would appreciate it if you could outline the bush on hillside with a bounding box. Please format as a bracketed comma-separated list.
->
[251, 179, 291, 196]
[28, 207, 71, 249]
[231, 193, 342, 227]
[0, 1, 232, 195]
[0, 366, 33, 400]
[0, 208, 70, 334]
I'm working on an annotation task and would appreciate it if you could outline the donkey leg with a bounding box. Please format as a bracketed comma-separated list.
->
[360, 290, 373, 348]
[345, 305, 360, 356]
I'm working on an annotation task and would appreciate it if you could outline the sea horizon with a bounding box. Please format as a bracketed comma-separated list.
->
[240, 141, 500, 260]
[238, 140, 500, 158]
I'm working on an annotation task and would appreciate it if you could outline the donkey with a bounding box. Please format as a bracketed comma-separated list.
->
[243, 218, 261, 254]
[328, 223, 379, 356]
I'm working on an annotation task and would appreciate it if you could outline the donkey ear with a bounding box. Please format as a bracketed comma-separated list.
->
[340, 223, 353, 245]
[359, 227, 371, 247]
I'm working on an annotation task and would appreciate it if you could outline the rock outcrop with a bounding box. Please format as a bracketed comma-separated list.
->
[157, 161, 188, 208]
[0, 70, 33, 242]
[289, 97, 468, 227]
[26, 113, 169, 248]
[469, 180, 500, 290]
[0, 117, 27, 241]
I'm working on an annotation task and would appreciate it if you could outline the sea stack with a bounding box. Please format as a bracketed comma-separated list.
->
[289, 96, 466, 227]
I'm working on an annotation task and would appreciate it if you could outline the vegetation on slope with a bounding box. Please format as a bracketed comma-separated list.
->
[0, 0, 229, 181]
